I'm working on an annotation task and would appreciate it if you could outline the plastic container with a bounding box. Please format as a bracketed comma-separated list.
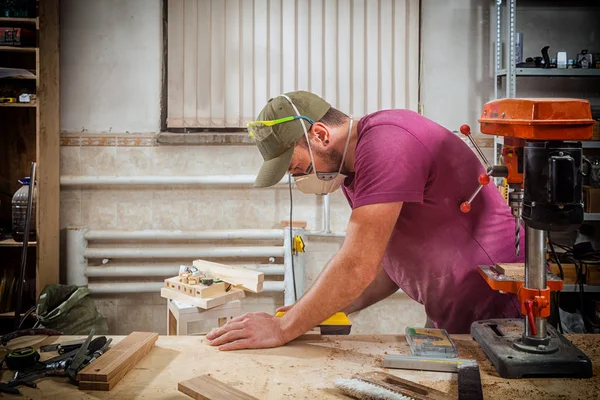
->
[11, 177, 36, 242]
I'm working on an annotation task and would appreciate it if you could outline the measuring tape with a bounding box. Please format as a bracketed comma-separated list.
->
[5, 347, 40, 370]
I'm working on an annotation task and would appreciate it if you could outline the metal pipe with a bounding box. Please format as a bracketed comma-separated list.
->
[85, 265, 285, 277]
[305, 231, 346, 238]
[66, 227, 88, 286]
[87, 280, 285, 294]
[84, 246, 285, 260]
[525, 226, 547, 338]
[84, 229, 284, 241]
[60, 175, 290, 187]
[323, 194, 331, 233]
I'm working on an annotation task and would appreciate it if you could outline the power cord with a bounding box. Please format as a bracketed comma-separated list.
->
[547, 232, 563, 334]
[288, 173, 298, 302]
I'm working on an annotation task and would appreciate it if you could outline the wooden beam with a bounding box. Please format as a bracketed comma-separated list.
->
[160, 286, 245, 310]
[192, 260, 264, 293]
[77, 332, 158, 385]
[36, 0, 60, 297]
[178, 375, 259, 400]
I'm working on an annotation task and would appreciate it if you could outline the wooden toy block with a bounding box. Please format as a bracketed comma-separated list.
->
[164, 276, 226, 299]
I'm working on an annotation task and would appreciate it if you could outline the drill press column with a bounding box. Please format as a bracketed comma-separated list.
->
[524, 226, 546, 339]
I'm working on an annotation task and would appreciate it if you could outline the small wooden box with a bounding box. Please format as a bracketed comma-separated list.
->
[584, 186, 600, 213]
[587, 266, 600, 285]
[592, 120, 600, 141]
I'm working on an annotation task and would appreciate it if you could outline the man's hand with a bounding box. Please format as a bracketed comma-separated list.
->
[206, 312, 286, 351]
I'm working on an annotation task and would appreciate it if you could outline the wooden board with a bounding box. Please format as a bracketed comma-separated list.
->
[178, 375, 259, 400]
[495, 263, 525, 280]
[77, 332, 158, 384]
[36, 0, 60, 297]
[161, 286, 245, 309]
[192, 260, 264, 293]
[164, 277, 226, 298]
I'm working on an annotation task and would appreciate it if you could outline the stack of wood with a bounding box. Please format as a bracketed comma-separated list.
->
[77, 332, 158, 391]
[160, 260, 265, 309]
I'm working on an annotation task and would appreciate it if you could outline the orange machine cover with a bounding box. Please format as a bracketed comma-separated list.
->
[478, 98, 594, 141]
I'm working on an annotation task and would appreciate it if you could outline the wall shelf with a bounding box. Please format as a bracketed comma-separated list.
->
[0, 46, 36, 52]
[562, 284, 600, 293]
[0, 101, 36, 108]
[497, 68, 600, 77]
[0, 17, 37, 24]
[584, 213, 600, 221]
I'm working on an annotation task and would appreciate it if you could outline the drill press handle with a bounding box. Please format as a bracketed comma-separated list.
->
[459, 124, 509, 213]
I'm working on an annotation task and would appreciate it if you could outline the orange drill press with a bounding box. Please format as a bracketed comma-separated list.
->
[460, 98, 594, 379]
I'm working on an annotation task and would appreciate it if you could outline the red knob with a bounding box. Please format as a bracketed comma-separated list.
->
[460, 202, 471, 213]
[524, 300, 536, 335]
[459, 124, 471, 136]
[478, 173, 490, 185]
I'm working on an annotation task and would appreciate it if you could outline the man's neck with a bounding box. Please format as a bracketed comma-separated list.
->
[342, 118, 359, 173]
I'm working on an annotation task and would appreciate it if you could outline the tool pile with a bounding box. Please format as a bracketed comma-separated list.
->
[0, 329, 158, 394]
[0, 327, 110, 395]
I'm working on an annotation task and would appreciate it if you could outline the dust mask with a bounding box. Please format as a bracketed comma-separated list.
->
[280, 95, 353, 195]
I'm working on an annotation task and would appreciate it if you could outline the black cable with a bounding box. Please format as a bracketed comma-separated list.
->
[547, 232, 564, 334]
[288, 173, 298, 302]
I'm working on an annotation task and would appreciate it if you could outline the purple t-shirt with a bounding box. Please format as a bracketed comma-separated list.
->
[342, 109, 523, 334]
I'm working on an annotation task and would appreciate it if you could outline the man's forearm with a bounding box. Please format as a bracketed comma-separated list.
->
[343, 266, 399, 315]
[279, 249, 377, 342]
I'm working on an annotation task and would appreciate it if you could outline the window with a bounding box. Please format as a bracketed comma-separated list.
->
[166, 0, 420, 130]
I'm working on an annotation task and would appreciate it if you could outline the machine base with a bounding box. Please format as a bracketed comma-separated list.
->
[471, 319, 593, 379]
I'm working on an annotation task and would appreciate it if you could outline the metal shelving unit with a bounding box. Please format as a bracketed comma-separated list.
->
[492, 1, 600, 164]
[562, 284, 600, 293]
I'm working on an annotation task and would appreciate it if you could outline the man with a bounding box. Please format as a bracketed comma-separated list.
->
[207, 91, 523, 351]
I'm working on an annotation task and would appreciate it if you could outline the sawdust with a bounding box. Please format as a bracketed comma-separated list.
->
[417, 379, 458, 397]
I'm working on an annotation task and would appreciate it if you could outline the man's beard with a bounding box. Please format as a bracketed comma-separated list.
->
[314, 147, 346, 174]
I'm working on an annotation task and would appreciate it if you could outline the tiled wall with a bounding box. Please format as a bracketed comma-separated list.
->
[60, 135, 427, 335]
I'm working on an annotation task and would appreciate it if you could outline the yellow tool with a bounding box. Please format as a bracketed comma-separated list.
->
[275, 311, 351, 335]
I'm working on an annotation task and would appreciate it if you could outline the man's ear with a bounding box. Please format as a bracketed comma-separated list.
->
[309, 122, 330, 146]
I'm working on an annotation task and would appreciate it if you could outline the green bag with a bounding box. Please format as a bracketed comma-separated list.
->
[34, 284, 108, 335]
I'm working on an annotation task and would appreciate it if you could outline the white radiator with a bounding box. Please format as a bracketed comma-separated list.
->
[167, 0, 420, 128]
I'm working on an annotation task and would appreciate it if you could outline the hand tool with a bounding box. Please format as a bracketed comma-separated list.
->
[383, 355, 483, 400]
[275, 311, 351, 335]
[334, 371, 453, 400]
[463, 98, 595, 379]
[40, 338, 87, 353]
[4, 346, 40, 370]
[65, 327, 95, 381]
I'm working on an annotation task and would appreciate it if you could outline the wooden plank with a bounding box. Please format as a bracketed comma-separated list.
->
[192, 260, 264, 293]
[160, 286, 244, 310]
[164, 277, 226, 299]
[495, 263, 525, 280]
[178, 375, 259, 400]
[77, 332, 158, 383]
[0, 46, 37, 52]
[36, 0, 60, 297]
[0, 101, 37, 107]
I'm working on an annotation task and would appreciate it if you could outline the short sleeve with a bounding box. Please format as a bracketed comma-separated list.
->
[350, 124, 432, 209]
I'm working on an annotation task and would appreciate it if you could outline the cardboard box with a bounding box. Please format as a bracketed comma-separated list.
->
[584, 186, 600, 213]
[593, 120, 600, 141]
[587, 266, 600, 285]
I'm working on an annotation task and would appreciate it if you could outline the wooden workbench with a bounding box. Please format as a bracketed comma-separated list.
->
[1, 333, 598, 399]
